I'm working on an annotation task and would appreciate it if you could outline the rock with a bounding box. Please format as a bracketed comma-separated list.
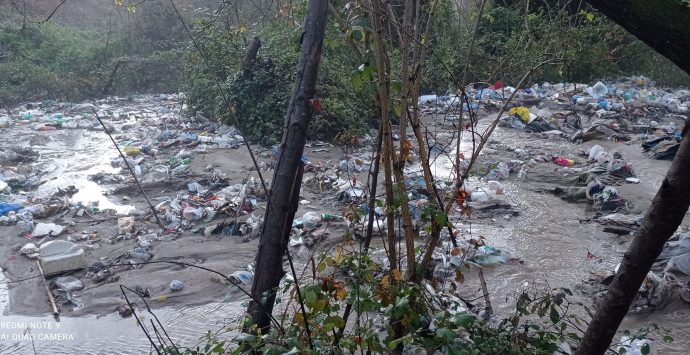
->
[20, 243, 39, 258]
[33, 223, 65, 237]
[39, 240, 86, 274]
[115, 305, 133, 318]
[127, 247, 152, 263]
[55, 276, 83, 291]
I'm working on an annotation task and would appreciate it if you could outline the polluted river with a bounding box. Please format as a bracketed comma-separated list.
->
[1, 83, 689, 354]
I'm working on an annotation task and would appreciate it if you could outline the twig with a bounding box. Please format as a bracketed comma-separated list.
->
[120, 285, 163, 355]
[122, 285, 180, 354]
[478, 267, 493, 316]
[36, 260, 59, 319]
[284, 246, 315, 350]
[92, 109, 165, 230]
[11, 0, 68, 24]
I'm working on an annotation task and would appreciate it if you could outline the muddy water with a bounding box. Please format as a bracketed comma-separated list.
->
[2, 116, 689, 353]
[460, 124, 690, 353]
[0, 124, 241, 353]
[33, 129, 134, 214]
[0, 269, 245, 354]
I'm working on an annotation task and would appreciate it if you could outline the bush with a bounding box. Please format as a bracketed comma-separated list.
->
[0, 7, 186, 106]
[184, 14, 372, 145]
[422, 0, 690, 92]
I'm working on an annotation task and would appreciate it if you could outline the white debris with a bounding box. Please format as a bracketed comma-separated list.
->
[32, 223, 65, 237]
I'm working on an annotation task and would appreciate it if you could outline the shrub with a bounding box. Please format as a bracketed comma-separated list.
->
[184, 14, 372, 145]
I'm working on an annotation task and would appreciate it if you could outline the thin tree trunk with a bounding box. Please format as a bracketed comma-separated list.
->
[247, 0, 328, 333]
[363, 121, 384, 250]
[102, 59, 130, 95]
[371, 0, 397, 273]
[240, 36, 261, 72]
[575, 132, 690, 354]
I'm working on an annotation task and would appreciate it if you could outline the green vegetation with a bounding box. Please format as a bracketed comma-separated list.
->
[184, 0, 688, 146]
[423, 0, 690, 93]
[156, 245, 671, 354]
[184, 16, 372, 144]
[1, 0, 685, 138]
[0, 3, 185, 106]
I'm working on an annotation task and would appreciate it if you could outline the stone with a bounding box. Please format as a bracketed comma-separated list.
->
[20, 243, 39, 258]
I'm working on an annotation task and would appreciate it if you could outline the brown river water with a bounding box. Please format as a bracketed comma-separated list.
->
[1, 109, 689, 354]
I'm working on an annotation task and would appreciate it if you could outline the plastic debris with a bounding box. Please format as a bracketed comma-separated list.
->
[55, 276, 84, 291]
[39, 240, 86, 274]
[33, 223, 65, 237]
[169, 280, 184, 291]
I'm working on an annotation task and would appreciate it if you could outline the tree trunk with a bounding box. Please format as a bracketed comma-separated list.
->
[370, 0, 398, 273]
[576, 131, 690, 354]
[102, 59, 131, 95]
[565, 1, 690, 353]
[246, 0, 328, 333]
[241, 36, 261, 72]
[363, 121, 384, 250]
[586, 0, 690, 73]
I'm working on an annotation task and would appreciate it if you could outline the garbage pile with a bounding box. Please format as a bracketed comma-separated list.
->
[0, 94, 327, 315]
[498, 78, 686, 159]
[419, 77, 686, 163]
[577, 230, 690, 315]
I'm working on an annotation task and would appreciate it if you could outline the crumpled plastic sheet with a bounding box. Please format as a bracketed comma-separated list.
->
[656, 232, 690, 275]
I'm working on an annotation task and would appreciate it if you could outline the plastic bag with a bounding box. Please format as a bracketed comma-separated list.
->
[302, 212, 322, 230]
[587, 145, 604, 160]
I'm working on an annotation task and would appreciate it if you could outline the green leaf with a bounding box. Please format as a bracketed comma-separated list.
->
[211, 342, 225, 353]
[641, 343, 650, 355]
[390, 81, 402, 94]
[305, 290, 317, 308]
[453, 313, 475, 328]
[663, 335, 674, 343]
[352, 73, 362, 92]
[549, 305, 560, 324]
[436, 327, 455, 343]
[618, 347, 627, 354]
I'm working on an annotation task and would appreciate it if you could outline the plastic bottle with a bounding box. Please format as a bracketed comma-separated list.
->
[321, 213, 344, 222]
[552, 157, 575, 167]
[592, 81, 608, 97]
